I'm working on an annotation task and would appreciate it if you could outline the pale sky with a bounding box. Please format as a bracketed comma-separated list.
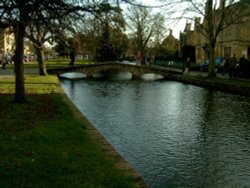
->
[121, 0, 198, 39]
[142, 0, 199, 39]
[130, 0, 241, 38]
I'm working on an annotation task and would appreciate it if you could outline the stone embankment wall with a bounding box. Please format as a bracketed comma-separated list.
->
[169, 75, 250, 97]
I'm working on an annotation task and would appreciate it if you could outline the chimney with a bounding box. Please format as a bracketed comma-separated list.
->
[195, 17, 201, 31]
[185, 22, 191, 31]
[169, 29, 173, 36]
[219, 0, 226, 9]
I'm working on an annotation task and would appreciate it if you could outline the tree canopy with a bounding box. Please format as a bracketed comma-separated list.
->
[1, 0, 250, 102]
[0, 0, 120, 102]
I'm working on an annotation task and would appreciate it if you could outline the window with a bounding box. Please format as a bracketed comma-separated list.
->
[224, 47, 231, 58]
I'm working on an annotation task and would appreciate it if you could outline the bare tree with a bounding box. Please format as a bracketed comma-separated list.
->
[123, 0, 250, 77]
[125, 5, 166, 63]
[26, 22, 52, 76]
[72, 18, 101, 60]
[26, 11, 79, 75]
[180, 0, 250, 77]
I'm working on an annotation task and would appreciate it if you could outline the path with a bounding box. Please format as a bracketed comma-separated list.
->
[0, 67, 38, 76]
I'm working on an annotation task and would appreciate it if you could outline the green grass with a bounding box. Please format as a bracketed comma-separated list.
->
[0, 76, 136, 188]
[4, 58, 93, 69]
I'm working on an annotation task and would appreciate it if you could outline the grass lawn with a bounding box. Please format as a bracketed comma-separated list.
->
[0, 75, 136, 188]
[3, 58, 93, 69]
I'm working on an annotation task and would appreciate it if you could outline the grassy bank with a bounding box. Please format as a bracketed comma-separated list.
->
[0, 75, 136, 188]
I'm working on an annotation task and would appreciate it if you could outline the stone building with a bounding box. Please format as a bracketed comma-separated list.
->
[161, 30, 179, 59]
[179, 1, 250, 64]
[162, 30, 179, 51]
[179, 19, 202, 63]
[0, 28, 33, 57]
[0, 29, 15, 54]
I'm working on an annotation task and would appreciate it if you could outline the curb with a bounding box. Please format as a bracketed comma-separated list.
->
[56, 79, 149, 188]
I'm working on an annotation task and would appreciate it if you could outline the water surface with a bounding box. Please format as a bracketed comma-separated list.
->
[60, 75, 250, 188]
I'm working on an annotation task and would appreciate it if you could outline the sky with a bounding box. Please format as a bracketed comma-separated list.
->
[125, 0, 241, 39]
[120, 0, 200, 39]
[142, 0, 186, 38]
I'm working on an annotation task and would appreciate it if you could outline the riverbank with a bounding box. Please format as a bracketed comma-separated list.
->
[169, 73, 250, 96]
[0, 75, 147, 188]
[2, 64, 250, 97]
[1, 66, 249, 187]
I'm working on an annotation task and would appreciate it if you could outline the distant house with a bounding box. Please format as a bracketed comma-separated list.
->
[162, 30, 179, 51]
[0, 28, 33, 58]
[179, 1, 250, 64]
[161, 30, 179, 59]
[179, 20, 201, 63]
[0, 29, 15, 55]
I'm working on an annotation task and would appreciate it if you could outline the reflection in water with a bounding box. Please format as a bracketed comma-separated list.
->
[60, 75, 250, 188]
[92, 70, 132, 80]
[140, 73, 164, 80]
[60, 72, 87, 79]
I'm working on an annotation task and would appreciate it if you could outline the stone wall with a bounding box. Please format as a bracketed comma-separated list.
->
[180, 2, 250, 63]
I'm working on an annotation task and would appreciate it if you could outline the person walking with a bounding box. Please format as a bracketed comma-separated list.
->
[136, 51, 142, 65]
[0, 51, 3, 69]
[228, 54, 237, 78]
[220, 57, 226, 75]
[185, 57, 191, 73]
[1, 52, 6, 69]
[239, 54, 247, 78]
[182, 60, 185, 73]
[69, 48, 75, 67]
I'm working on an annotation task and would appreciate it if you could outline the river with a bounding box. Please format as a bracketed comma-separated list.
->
[60, 72, 250, 188]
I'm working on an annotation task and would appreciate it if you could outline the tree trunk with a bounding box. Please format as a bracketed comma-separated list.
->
[35, 45, 48, 76]
[206, 0, 217, 78]
[14, 23, 26, 103]
[208, 43, 216, 78]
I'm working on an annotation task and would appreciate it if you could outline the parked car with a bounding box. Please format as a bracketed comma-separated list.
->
[199, 57, 223, 72]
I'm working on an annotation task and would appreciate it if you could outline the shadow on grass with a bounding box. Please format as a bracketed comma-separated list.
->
[0, 93, 136, 188]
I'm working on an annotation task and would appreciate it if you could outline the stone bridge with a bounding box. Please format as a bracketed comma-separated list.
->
[47, 62, 182, 78]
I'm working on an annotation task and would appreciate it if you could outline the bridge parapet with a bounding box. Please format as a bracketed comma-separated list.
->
[47, 62, 182, 78]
